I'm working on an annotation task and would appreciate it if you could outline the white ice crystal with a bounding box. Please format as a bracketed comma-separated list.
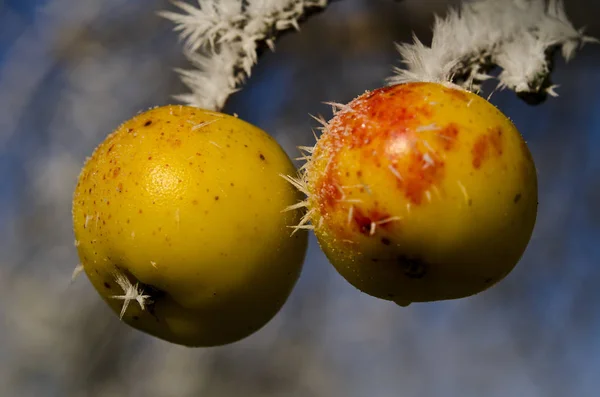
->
[111, 272, 152, 319]
[388, 0, 597, 98]
[160, 0, 328, 111]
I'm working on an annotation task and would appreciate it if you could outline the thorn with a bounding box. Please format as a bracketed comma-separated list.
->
[415, 123, 439, 132]
[309, 113, 329, 128]
[191, 119, 218, 131]
[280, 173, 309, 196]
[457, 180, 470, 203]
[388, 165, 404, 181]
[71, 264, 84, 283]
[289, 208, 315, 235]
[282, 200, 309, 212]
[546, 84, 560, 97]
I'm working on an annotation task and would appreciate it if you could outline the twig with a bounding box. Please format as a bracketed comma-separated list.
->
[387, 0, 597, 104]
[160, 0, 336, 111]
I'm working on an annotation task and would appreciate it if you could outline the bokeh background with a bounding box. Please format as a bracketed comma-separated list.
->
[1, 0, 600, 396]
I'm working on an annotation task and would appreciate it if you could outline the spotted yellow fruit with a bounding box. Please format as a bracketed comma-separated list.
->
[72, 105, 308, 347]
[298, 82, 537, 306]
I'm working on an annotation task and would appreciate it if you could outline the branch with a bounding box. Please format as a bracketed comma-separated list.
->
[387, 0, 597, 104]
[159, 0, 333, 111]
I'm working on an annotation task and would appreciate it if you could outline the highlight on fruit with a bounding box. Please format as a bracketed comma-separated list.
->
[285, 81, 538, 306]
[72, 105, 308, 347]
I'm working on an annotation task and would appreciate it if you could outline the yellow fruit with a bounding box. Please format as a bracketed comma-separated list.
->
[296, 82, 537, 306]
[72, 105, 308, 347]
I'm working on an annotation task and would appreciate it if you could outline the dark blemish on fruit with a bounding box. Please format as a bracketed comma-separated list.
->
[468, 199, 473, 206]
[215, 196, 219, 201]
[259, 153, 265, 161]
[213, 292, 217, 296]
[371, 258, 379, 262]
[148, 156, 152, 160]
[104, 282, 111, 289]
[484, 277, 494, 284]
[514, 193, 521, 203]
[94, 269, 99, 274]
[391, 148, 445, 205]
[126, 219, 130, 223]
[381, 237, 391, 245]
[472, 127, 503, 169]
[192, 199, 198, 205]
[357, 171, 362, 177]
[353, 207, 393, 236]
[444, 86, 469, 102]
[489, 127, 503, 155]
[127, 128, 133, 133]
[387, 293, 395, 298]
[108, 144, 115, 153]
[139, 209, 143, 214]
[113, 167, 120, 178]
[230, 182, 234, 186]
[144, 120, 152, 126]
[244, 144, 248, 148]
[132, 316, 139, 320]
[438, 123, 459, 150]
[398, 255, 428, 279]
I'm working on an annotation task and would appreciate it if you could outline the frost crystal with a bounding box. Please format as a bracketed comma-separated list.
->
[160, 0, 328, 111]
[388, 0, 597, 101]
[111, 272, 152, 319]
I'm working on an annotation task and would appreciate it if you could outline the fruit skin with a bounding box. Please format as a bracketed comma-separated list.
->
[304, 82, 537, 306]
[72, 105, 308, 347]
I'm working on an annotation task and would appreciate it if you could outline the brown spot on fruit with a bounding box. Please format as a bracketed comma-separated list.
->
[514, 193, 521, 203]
[104, 282, 111, 289]
[489, 127, 503, 155]
[259, 153, 265, 161]
[398, 256, 428, 279]
[472, 135, 488, 169]
[144, 120, 152, 126]
[390, 146, 445, 205]
[472, 127, 504, 169]
[443, 86, 469, 102]
[352, 207, 393, 236]
[438, 123, 459, 151]
[381, 237, 391, 245]
[314, 167, 343, 212]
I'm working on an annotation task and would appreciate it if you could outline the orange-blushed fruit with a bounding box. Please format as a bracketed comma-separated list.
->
[294, 82, 537, 306]
[72, 105, 308, 346]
